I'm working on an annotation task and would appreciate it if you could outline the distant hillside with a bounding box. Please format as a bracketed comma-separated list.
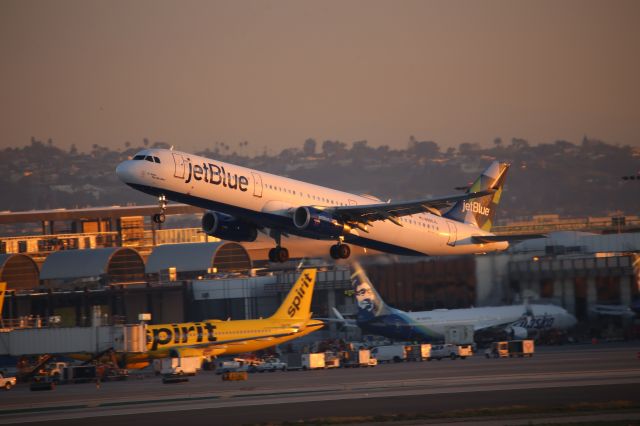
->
[0, 136, 637, 221]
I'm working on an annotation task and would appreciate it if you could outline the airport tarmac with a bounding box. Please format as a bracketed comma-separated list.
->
[1, 342, 639, 425]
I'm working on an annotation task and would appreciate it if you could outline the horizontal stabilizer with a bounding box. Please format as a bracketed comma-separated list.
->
[471, 234, 547, 244]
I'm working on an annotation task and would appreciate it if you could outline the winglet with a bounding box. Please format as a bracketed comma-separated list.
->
[270, 269, 317, 320]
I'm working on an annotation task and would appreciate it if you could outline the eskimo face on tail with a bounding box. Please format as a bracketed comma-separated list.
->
[351, 262, 385, 320]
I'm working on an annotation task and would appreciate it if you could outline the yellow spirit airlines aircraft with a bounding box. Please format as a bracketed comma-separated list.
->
[117, 149, 541, 263]
[121, 269, 322, 368]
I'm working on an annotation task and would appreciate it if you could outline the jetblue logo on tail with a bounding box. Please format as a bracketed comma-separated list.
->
[462, 201, 490, 216]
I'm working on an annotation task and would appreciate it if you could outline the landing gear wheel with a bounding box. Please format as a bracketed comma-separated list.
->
[269, 247, 289, 263]
[153, 213, 166, 224]
[330, 244, 350, 259]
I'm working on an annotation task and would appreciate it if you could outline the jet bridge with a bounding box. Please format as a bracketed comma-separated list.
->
[0, 324, 147, 357]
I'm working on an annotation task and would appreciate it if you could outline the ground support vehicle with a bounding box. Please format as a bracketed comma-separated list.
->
[0, 373, 16, 390]
[405, 344, 432, 361]
[63, 365, 97, 383]
[430, 344, 471, 360]
[283, 353, 325, 370]
[342, 349, 372, 367]
[485, 340, 534, 358]
[324, 352, 340, 368]
[214, 359, 251, 375]
[222, 371, 248, 381]
[457, 344, 474, 359]
[508, 340, 535, 357]
[370, 345, 406, 363]
[251, 358, 287, 372]
[485, 341, 509, 358]
[154, 356, 201, 376]
[29, 376, 56, 391]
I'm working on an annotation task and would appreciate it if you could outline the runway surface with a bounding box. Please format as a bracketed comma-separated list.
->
[1, 343, 639, 425]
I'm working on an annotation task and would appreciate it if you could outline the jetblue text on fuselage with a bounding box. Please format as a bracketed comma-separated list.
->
[183, 158, 249, 192]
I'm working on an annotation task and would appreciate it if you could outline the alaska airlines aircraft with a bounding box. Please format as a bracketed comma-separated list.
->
[337, 263, 576, 341]
[116, 149, 536, 262]
[119, 269, 322, 368]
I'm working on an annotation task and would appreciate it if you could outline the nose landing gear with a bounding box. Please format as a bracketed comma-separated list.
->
[152, 195, 167, 224]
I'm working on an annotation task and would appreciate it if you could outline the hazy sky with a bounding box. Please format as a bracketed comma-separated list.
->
[1, 0, 639, 154]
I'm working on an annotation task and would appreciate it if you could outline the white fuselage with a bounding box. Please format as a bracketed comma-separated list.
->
[406, 304, 577, 335]
[116, 149, 508, 256]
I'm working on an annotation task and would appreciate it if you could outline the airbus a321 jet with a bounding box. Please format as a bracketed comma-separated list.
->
[112, 268, 322, 369]
[338, 262, 577, 341]
[116, 149, 537, 262]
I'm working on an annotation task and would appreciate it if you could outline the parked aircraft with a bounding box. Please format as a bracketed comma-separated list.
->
[118, 268, 322, 368]
[333, 263, 577, 342]
[116, 149, 541, 262]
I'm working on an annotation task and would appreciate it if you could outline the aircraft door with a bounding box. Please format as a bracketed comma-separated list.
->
[446, 221, 457, 247]
[172, 153, 186, 179]
[251, 172, 263, 198]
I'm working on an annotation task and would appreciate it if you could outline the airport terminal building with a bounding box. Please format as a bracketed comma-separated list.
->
[0, 207, 638, 342]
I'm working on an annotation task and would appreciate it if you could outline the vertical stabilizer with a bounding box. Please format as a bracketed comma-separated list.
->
[270, 269, 317, 320]
[351, 262, 392, 321]
[443, 161, 509, 231]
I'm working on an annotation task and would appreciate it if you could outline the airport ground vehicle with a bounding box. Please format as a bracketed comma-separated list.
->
[370, 345, 406, 363]
[430, 344, 472, 360]
[0, 372, 17, 390]
[251, 358, 287, 372]
[342, 349, 372, 367]
[507, 340, 535, 357]
[215, 359, 251, 375]
[405, 344, 432, 361]
[154, 356, 201, 376]
[485, 340, 534, 358]
[324, 352, 340, 368]
[283, 353, 325, 370]
[485, 341, 509, 358]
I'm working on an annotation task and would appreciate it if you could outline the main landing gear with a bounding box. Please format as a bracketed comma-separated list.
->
[330, 243, 351, 260]
[152, 194, 167, 224]
[268, 230, 289, 263]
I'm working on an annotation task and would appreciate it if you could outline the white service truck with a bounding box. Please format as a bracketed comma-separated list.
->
[370, 345, 406, 363]
[154, 356, 201, 376]
[0, 372, 17, 390]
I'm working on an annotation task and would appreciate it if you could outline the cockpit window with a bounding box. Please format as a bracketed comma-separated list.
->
[145, 156, 154, 162]
[153, 156, 161, 163]
[133, 155, 145, 160]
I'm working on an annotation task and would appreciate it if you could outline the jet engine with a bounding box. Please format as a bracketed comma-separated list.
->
[293, 206, 350, 239]
[201, 211, 258, 242]
[506, 326, 528, 339]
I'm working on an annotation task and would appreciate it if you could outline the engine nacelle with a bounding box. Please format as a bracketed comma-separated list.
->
[201, 211, 258, 242]
[506, 326, 529, 339]
[293, 206, 349, 239]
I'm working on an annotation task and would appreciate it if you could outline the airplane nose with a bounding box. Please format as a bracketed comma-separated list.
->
[116, 160, 134, 183]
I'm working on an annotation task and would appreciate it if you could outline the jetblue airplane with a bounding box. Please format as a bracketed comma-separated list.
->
[116, 149, 535, 262]
[339, 262, 577, 341]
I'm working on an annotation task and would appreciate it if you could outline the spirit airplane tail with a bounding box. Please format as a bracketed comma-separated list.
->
[443, 161, 510, 231]
[270, 268, 317, 320]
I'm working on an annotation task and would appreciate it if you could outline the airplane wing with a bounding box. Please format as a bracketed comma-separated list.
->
[327, 190, 495, 226]
[314, 308, 358, 328]
[471, 234, 547, 244]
